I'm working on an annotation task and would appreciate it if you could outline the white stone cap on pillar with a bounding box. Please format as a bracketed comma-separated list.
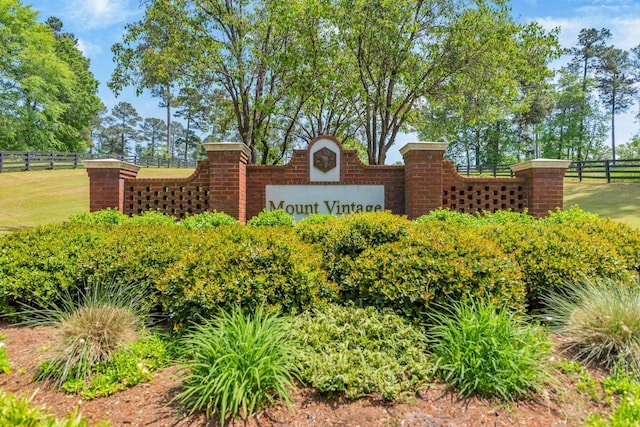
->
[399, 142, 449, 156]
[511, 159, 572, 172]
[82, 159, 141, 173]
[203, 142, 252, 157]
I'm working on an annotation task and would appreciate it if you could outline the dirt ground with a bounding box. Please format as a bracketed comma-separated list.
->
[0, 323, 609, 427]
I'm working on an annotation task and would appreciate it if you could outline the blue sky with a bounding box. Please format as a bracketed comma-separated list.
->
[25, 0, 640, 160]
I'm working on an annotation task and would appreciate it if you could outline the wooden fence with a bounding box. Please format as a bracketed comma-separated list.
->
[3, 151, 639, 183]
[456, 158, 640, 183]
[0, 152, 198, 173]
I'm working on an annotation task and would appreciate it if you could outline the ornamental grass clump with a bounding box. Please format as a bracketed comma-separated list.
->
[542, 277, 640, 372]
[21, 281, 147, 385]
[428, 298, 553, 401]
[175, 307, 296, 425]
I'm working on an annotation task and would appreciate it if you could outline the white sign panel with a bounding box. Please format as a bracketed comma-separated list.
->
[266, 185, 385, 220]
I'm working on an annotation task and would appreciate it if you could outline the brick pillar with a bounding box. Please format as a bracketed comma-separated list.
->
[203, 142, 251, 223]
[512, 159, 571, 218]
[83, 159, 141, 212]
[400, 142, 448, 219]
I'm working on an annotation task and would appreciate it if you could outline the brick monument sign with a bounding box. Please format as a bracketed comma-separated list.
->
[84, 135, 571, 222]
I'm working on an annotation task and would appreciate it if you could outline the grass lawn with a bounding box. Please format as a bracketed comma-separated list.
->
[0, 169, 638, 233]
[564, 181, 640, 228]
[0, 168, 195, 234]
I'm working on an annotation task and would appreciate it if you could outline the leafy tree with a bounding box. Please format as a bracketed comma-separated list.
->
[336, 0, 557, 164]
[539, 69, 608, 160]
[0, 1, 101, 151]
[112, 0, 559, 165]
[110, 1, 183, 157]
[139, 117, 167, 158]
[171, 121, 201, 161]
[616, 137, 640, 159]
[101, 102, 141, 155]
[45, 17, 103, 152]
[418, 10, 559, 165]
[596, 46, 638, 160]
[567, 28, 611, 160]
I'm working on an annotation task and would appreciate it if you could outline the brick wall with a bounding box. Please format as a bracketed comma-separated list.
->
[246, 149, 404, 219]
[84, 137, 571, 221]
[512, 160, 572, 218]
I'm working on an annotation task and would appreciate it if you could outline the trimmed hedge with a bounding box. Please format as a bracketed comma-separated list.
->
[346, 222, 526, 318]
[0, 223, 188, 310]
[2, 209, 638, 324]
[480, 219, 640, 309]
[295, 211, 411, 284]
[155, 226, 335, 327]
[418, 208, 640, 310]
[0, 224, 333, 328]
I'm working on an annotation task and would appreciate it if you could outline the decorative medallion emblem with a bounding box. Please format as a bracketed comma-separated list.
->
[313, 147, 337, 173]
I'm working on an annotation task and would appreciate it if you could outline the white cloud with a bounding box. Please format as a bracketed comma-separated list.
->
[64, 0, 141, 29]
[533, 5, 640, 50]
[76, 38, 103, 58]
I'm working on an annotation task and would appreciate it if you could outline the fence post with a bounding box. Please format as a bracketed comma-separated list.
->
[0, 152, 3, 173]
[577, 161, 583, 182]
[492, 164, 497, 177]
[73, 153, 79, 169]
[49, 153, 54, 170]
[25, 152, 31, 171]
[605, 160, 611, 183]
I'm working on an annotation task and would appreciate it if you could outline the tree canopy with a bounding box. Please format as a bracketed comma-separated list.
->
[111, 0, 560, 164]
[0, 0, 103, 151]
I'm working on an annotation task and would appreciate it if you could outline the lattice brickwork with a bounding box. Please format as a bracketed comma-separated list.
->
[442, 184, 525, 213]
[442, 161, 527, 214]
[123, 162, 210, 218]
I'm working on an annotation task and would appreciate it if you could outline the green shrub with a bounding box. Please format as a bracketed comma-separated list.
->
[345, 222, 525, 319]
[175, 308, 295, 424]
[295, 213, 334, 226]
[0, 389, 109, 426]
[480, 220, 639, 309]
[428, 298, 553, 401]
[178, 211, 239, 229]
[156, 226, 335, 328]
[542, 278, 640, 372]
[291, 304, 431, 400]
[295, 211, 411, 283]
[127, 210, 177, 226]
[68, 208, 128, 225]
[540, 205, 600, 225]
[415, 208, 536, 227]
[0, 223, 188, 313]
[247, 209, 295, 227]
[414, 208, 480, 226]
[0, 333, 11, 375]
[0, 223, 333, 329]
[0, 224, 103, 308]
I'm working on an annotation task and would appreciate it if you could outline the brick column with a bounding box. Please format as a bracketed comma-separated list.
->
[83, 159, 141, 212]
[512, 159, 571, 218]
[203, 142, 251, 223]
[400, 142, 448, 219]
